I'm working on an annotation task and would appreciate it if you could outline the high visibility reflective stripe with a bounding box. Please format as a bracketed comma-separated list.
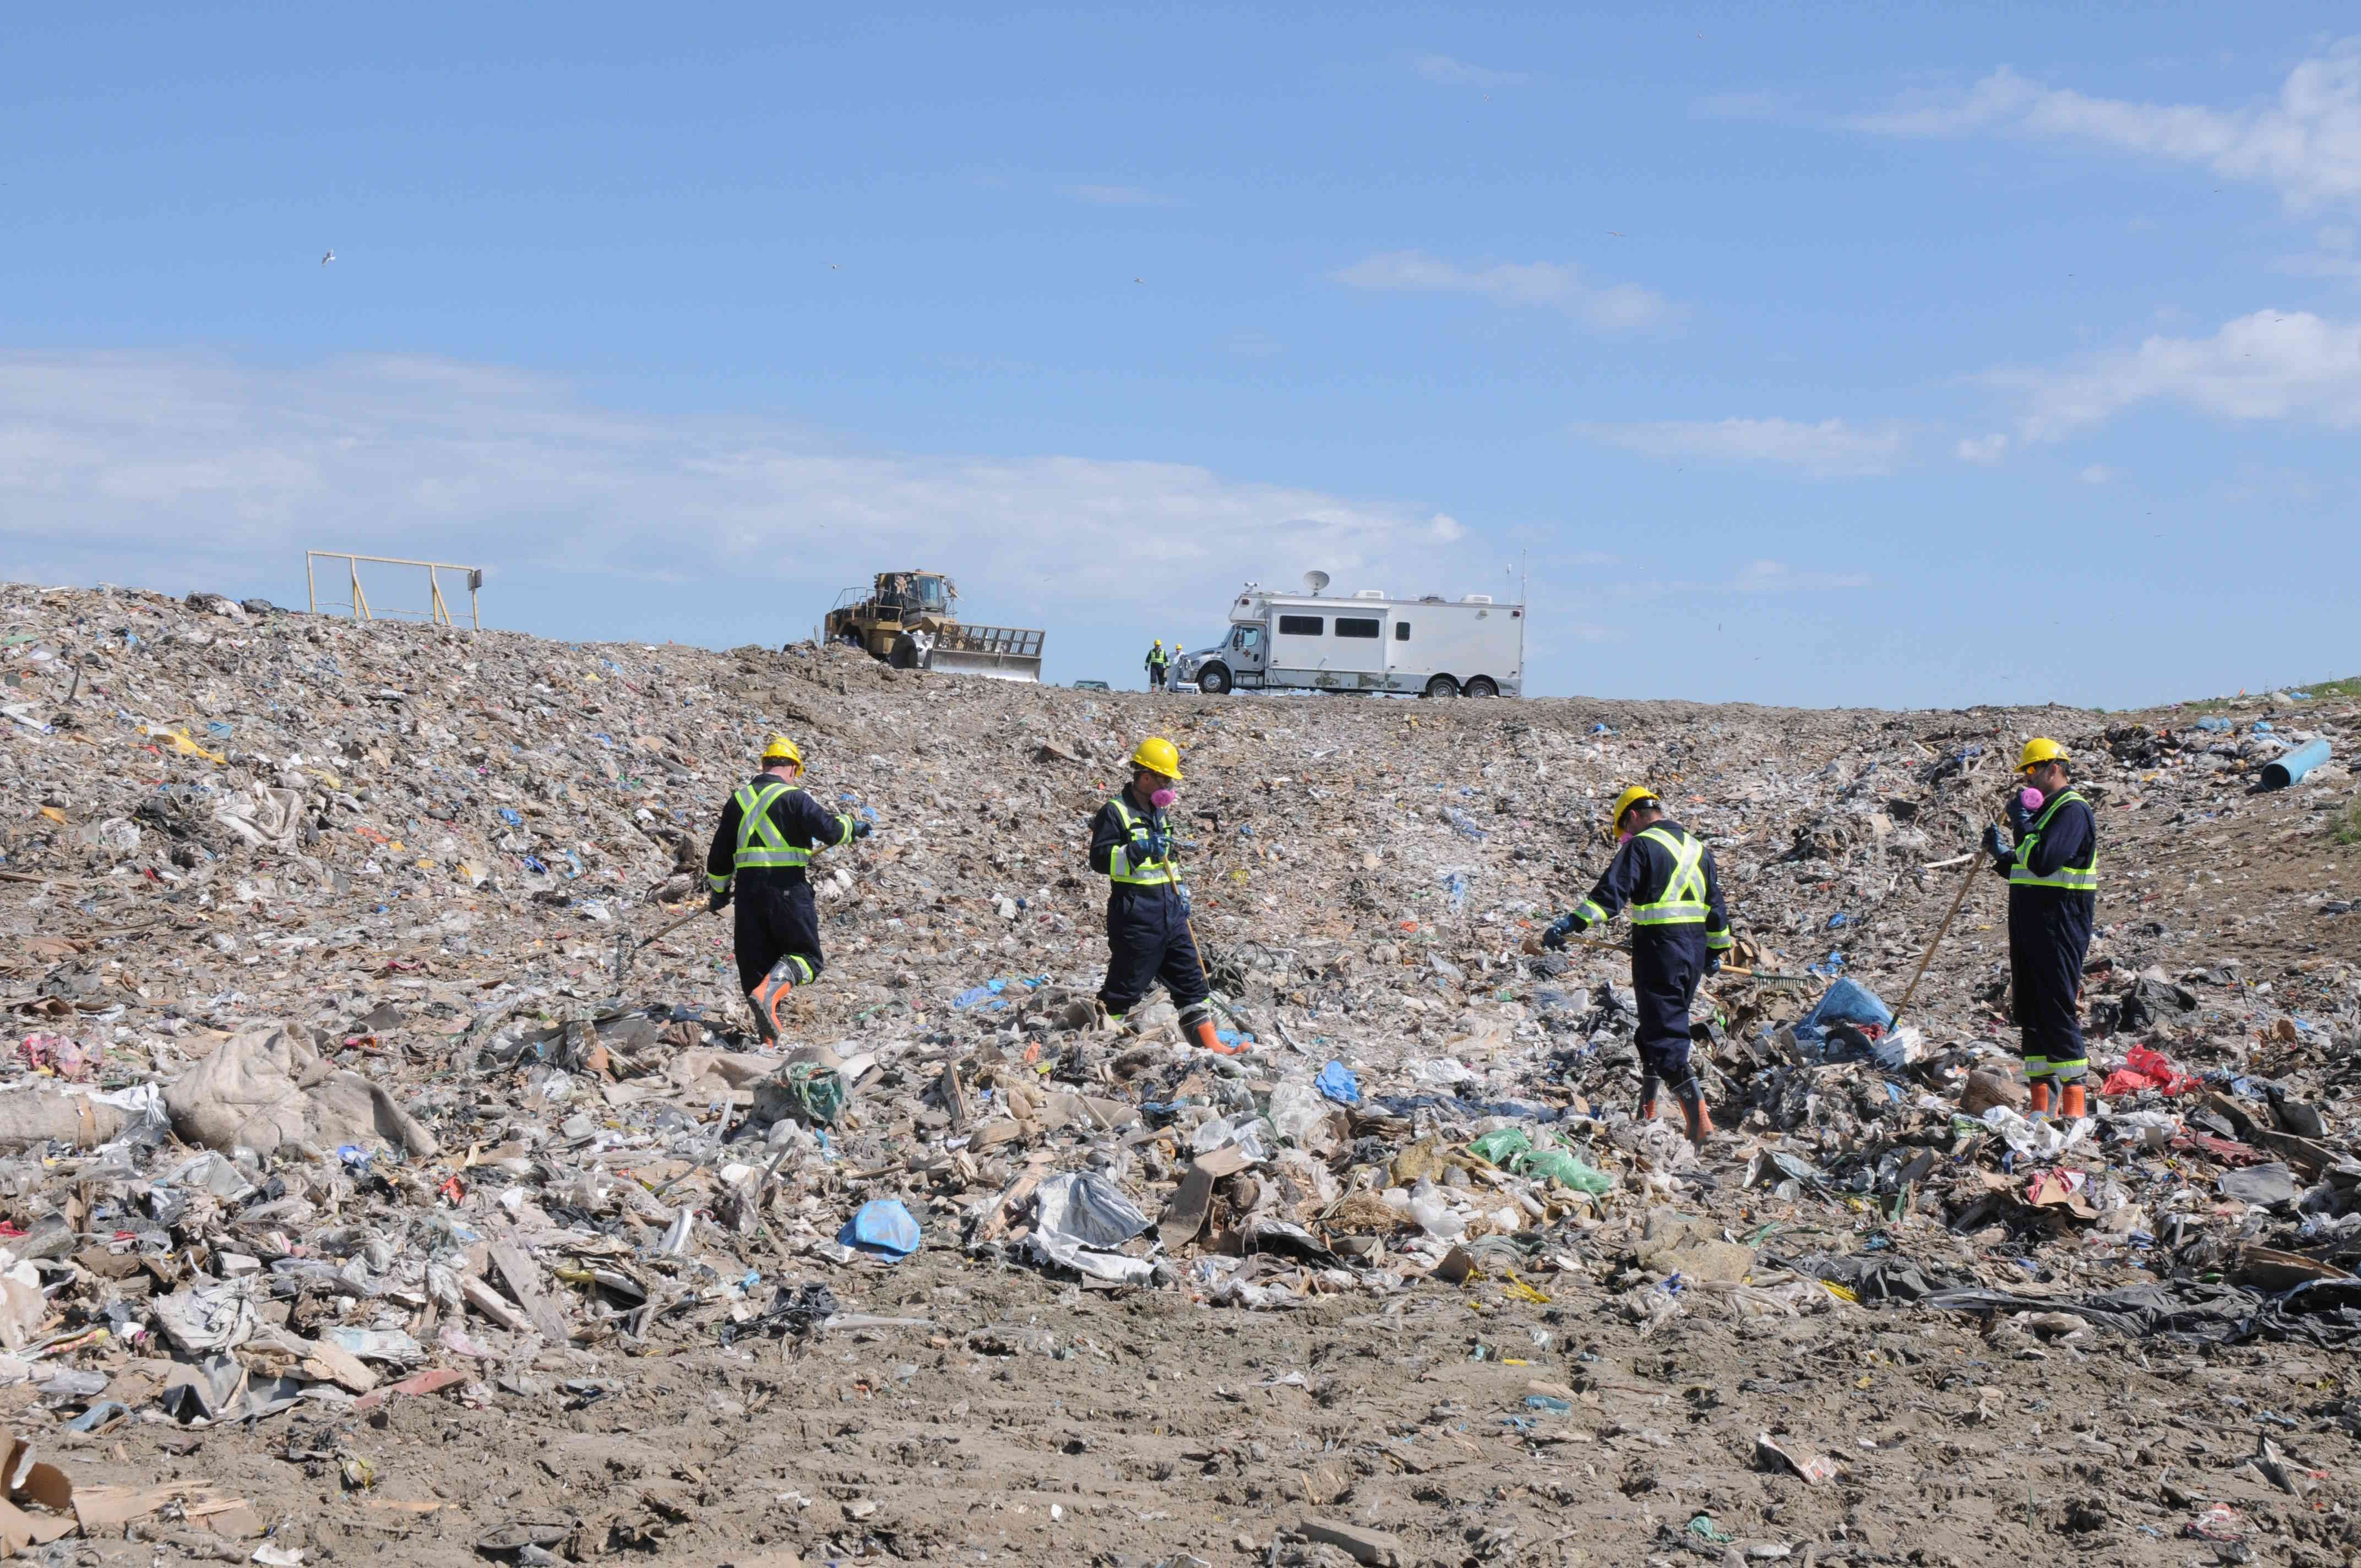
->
[2008, 790, 2099, 891]
[2048, 1056, 2089, 1083]
[1106, 798, 1178, 886]
[707, 871, 730, 891]
[1706, 929, 1734, 950]
[734, 782, 813, 870]
[1574, 900, 1607, 927]
[1629, 826, 1712, 926]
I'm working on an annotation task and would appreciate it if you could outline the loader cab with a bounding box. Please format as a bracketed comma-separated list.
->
[910, 575, 950, 613]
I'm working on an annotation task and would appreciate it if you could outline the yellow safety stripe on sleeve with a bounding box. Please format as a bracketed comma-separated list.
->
[1629, 825, 1712, 926]
[732, 781, 813, 871]
[1106, 797, 1179, 886]
[1573, 900, 1607, 927]
[708, 870, 730, 891]
[2006, 790, 2098, 892]
[1706, 929, 1734, 951]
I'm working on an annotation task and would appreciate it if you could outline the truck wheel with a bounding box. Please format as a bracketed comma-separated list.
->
[1424, 675, 1459, 699]
[1464, 677, 1499, 698]
[1198, 664, 1232, 695]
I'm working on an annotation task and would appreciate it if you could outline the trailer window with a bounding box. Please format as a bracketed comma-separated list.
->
[1334, 617, 1381, 639]
[1277, 615, 1324, 636]
[1393, 622, 1410, 642]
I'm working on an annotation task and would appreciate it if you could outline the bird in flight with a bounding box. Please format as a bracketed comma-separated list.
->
[320, 251, 335, 265]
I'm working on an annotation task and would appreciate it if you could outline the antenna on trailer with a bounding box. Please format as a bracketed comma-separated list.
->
[1303, 570, 1331, 596]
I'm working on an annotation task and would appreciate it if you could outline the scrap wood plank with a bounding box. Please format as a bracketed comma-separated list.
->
[487, 1238, 573, 1343]
[976, 1151, 1056, 1242]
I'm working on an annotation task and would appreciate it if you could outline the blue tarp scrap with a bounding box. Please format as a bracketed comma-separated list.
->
[1315, 1060, 1361, 1105]
[840, 1199, 920, 1260]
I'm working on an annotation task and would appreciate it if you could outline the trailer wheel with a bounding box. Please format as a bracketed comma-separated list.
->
[1424, 674, 1460, 699]
[1197, 663, 1232, 695]
[1464, 676, 1499, 698]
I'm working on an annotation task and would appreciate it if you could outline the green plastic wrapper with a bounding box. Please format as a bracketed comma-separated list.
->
[1467, 1127, 1614, 1196]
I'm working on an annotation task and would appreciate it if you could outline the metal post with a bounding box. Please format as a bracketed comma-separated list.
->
[351, 559, 369, 622]
[306, 553, 318, 615]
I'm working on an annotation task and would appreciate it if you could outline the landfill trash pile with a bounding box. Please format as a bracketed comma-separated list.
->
[0, 578, 2358, 1565]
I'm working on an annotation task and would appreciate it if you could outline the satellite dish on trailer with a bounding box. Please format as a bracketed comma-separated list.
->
[1302, 570, 1331, 596]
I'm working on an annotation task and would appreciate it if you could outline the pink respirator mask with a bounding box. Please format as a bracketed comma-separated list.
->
[1150, 788, 1178, 809]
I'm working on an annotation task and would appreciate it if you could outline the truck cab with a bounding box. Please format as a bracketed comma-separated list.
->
[1179, 622, 1265, 695]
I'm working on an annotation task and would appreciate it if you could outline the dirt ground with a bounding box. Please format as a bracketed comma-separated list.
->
[44, 1216, 2361, 1568]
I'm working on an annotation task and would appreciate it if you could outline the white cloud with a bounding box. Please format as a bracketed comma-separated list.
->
[1728, 560, 1874, 593]
[1334, 251, 1678, 331]
[2001, 309, 2361, 438]
[0, 351, 1482, 618]
[1848, 42, 2361, 211]
[1428, 512, 1466, 543]
[1955, 432, 2010, 463]
[1057, 184, 1182, 207]
[2275, 252, 2361, 281]
[1410, 54, 1528, 89]
[1572, 417, 1906, 477]
[2079, 463, 2114, 483]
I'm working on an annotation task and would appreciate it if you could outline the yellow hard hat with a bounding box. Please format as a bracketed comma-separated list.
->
[2018, 737, 2069, 774]
[1130, 736, 1183, 781]
[1606, 784, 1660, 840]
[760, 734, 804, 769]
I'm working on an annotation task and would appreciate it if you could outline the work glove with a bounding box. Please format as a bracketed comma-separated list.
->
[1981, 824, 2009, 864]
[1131, 830, 1170, 864]
[2005, 796, 2033, 834]
[708, 886, 732, 913]
[1706, 956, 1722, 976]
[1539, 914, 1576, 950]
[851, 819, 873, 840]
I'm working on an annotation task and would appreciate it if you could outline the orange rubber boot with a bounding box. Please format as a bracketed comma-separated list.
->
[1681, 1097, 1716, 1149]
[2028, 1081, 2052, 1116]
[1638, 1098, 1658, 1124]
[1192, 1017, 1243, 1055]
[2059, 1084, 2087, 1119]
[748, 966, 797, 1045]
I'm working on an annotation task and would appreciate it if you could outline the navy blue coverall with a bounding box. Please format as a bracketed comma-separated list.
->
[1560, 819, 1734, 1110]
[705, 774, 856, 994]
[1989, 790, 2098, 1087]
[1087, 783, 1212, 1028]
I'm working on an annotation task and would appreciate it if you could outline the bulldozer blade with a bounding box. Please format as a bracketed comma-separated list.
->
[925, 649, 1042, 683]
[924, 623, 1045, 683]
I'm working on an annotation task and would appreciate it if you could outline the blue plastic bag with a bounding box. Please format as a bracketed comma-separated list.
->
[1315, 1060, 1362, 1106]
[839, 1199, 920, 1260]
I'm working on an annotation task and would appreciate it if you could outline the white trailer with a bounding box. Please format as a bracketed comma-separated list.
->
[1172, 578, 1525, 698]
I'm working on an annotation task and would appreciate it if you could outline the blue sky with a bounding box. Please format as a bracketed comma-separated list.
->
[6, 5, 2359, 705]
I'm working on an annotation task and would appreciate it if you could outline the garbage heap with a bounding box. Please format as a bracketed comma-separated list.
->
[0, 578, 2357, 1564]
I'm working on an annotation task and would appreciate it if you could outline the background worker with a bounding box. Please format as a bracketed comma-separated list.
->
[1145, 639, 1170, 691]
[1529, 786, 1733, 1147]
[705, 734, 872, 1043]
[1983, 738, 2098, 1118]
[1088, 736, 1230, 1053]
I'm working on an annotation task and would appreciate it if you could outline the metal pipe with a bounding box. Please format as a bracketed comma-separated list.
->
[2262, 738, 2333, 790]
